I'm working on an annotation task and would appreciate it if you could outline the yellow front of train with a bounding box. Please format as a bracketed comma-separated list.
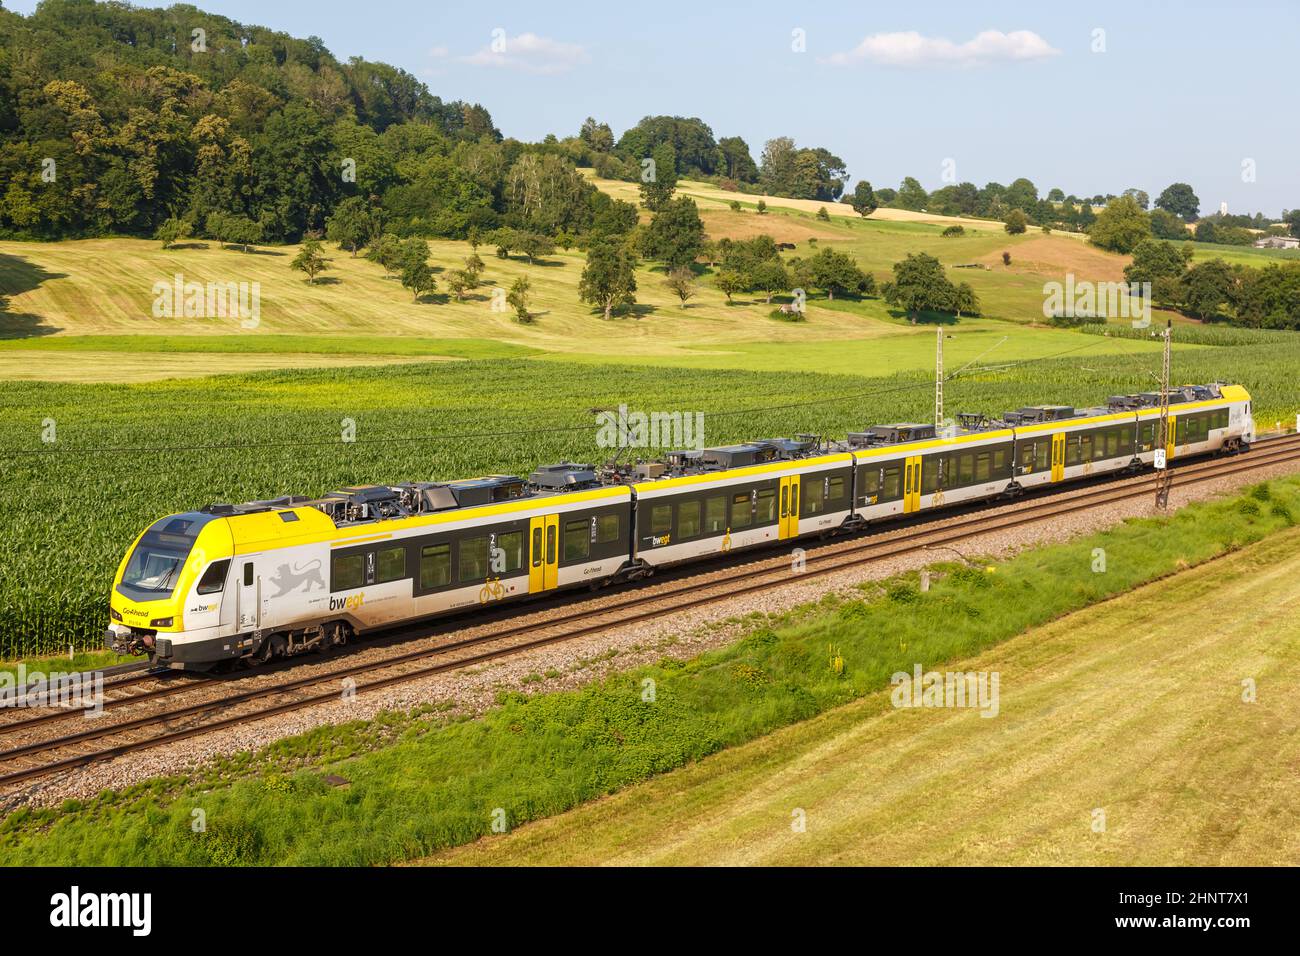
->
[106, 512, 234, 661]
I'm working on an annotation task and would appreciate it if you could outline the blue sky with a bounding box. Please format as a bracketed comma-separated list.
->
[10, 0, 1298, 214]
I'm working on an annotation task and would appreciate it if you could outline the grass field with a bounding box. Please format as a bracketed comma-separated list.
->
[0, 229, 1173, 383]
[0, 203, 1143, 379]
[4, 477, 1296, 864]
[1155, 236, 1300, 268]
[427, 518, 1300, 866]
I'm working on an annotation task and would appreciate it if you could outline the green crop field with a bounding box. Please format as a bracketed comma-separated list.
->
[2, 338, 1299, 659]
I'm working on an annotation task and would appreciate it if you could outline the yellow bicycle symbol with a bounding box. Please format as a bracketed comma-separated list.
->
[478, 577, 506, 604]
[720, 529, 732, 552]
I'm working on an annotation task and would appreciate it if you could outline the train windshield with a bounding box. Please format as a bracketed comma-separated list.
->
[117, 513, 213, 600]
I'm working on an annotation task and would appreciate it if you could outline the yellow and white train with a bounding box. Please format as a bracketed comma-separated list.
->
[107, 383, 1254, 669]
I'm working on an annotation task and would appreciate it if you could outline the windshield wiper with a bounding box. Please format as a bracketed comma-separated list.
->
[154, 561, 179, 593]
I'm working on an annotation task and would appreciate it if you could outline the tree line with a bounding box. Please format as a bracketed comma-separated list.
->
[847, 176, 1299, 246]
[1122, 240, 1300, 329]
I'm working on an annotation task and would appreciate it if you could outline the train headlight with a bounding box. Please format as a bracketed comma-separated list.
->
[150, 617, 174, 628]
[111, 608, 123, 622]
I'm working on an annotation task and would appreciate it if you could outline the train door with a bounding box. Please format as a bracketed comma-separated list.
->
[903, 455, 923, 513]
[1166, 413, 1178, 463]
[779, 475, 801, 539]
[529, 514, 560, 593]
[236, 558, 259, 631]
[1051, 432, 1066, 482]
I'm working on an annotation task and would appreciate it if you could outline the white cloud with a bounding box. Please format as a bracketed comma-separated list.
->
[460, 33, 589, 75]
[428, 45, 449, 59]
[827, 29, 1060, 67]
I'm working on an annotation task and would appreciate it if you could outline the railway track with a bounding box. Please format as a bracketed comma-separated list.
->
[3, 433, 1298, 791]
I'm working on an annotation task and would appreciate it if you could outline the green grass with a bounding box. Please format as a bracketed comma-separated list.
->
[429, 516, 1300, 866]
[541, 320, 1179, 377]
[1155, 236, 1300, 267]
[0, 649, 129, 677]
[4, 477, 1297, 865]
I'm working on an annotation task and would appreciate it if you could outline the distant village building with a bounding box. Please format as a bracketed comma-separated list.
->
[1253, 235, 1300, 249]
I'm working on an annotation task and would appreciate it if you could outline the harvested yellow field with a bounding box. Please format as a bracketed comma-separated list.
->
[0, 349, 445, 383]
[0, 237, 882, 348]
[588, 174, 1030, 230]
[427, 525, 1300, 866]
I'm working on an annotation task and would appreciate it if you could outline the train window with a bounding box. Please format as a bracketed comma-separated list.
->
[1139, 423, 1156, 452]
[564, 520, 589, 561]
[1080, 434, 1094, 461]
[459, 537, 490, 581]
[678, 501, 701, 539]
[828, 476, 846, 502]
[332, 553, 364, 592]
[705, 496, 727, 533]
[532, 528, 542, 567]
[1175, 418, 1186, 445]
[921, 457, 941, 493]
[595, 513, 620, 543]
[546, 524, 556, 564]
[243, 562, 254, 587]
[804, 478, 825, 514]
[860, 467, 880, 501]
[790, 483, 799, 516]
[420, 544, 451, 589]
[650, 504, 673, 535]
[757, 488, 777, 523]
[196, 559, 230, 595]
[376, 546, 406, 584]
[497, 531, 524, 573]
[975, 453, 991, 482]
[1064, 439, 1081, 467]
[955, 453, 973, 486]
[993, 448, 1009, 477]
[731, 493, 753, 529]
[1035, 440, 1051, 472]
[881, 467, 901, 500]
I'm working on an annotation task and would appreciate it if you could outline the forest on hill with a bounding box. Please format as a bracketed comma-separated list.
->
[0, 0, 855, 244]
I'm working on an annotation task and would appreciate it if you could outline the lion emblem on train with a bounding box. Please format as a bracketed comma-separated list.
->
[267, 559, 327, 597]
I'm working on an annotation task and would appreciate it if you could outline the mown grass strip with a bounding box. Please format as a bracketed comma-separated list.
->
[1, 478, 1296, 864]
[0, 334, 538, 360]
